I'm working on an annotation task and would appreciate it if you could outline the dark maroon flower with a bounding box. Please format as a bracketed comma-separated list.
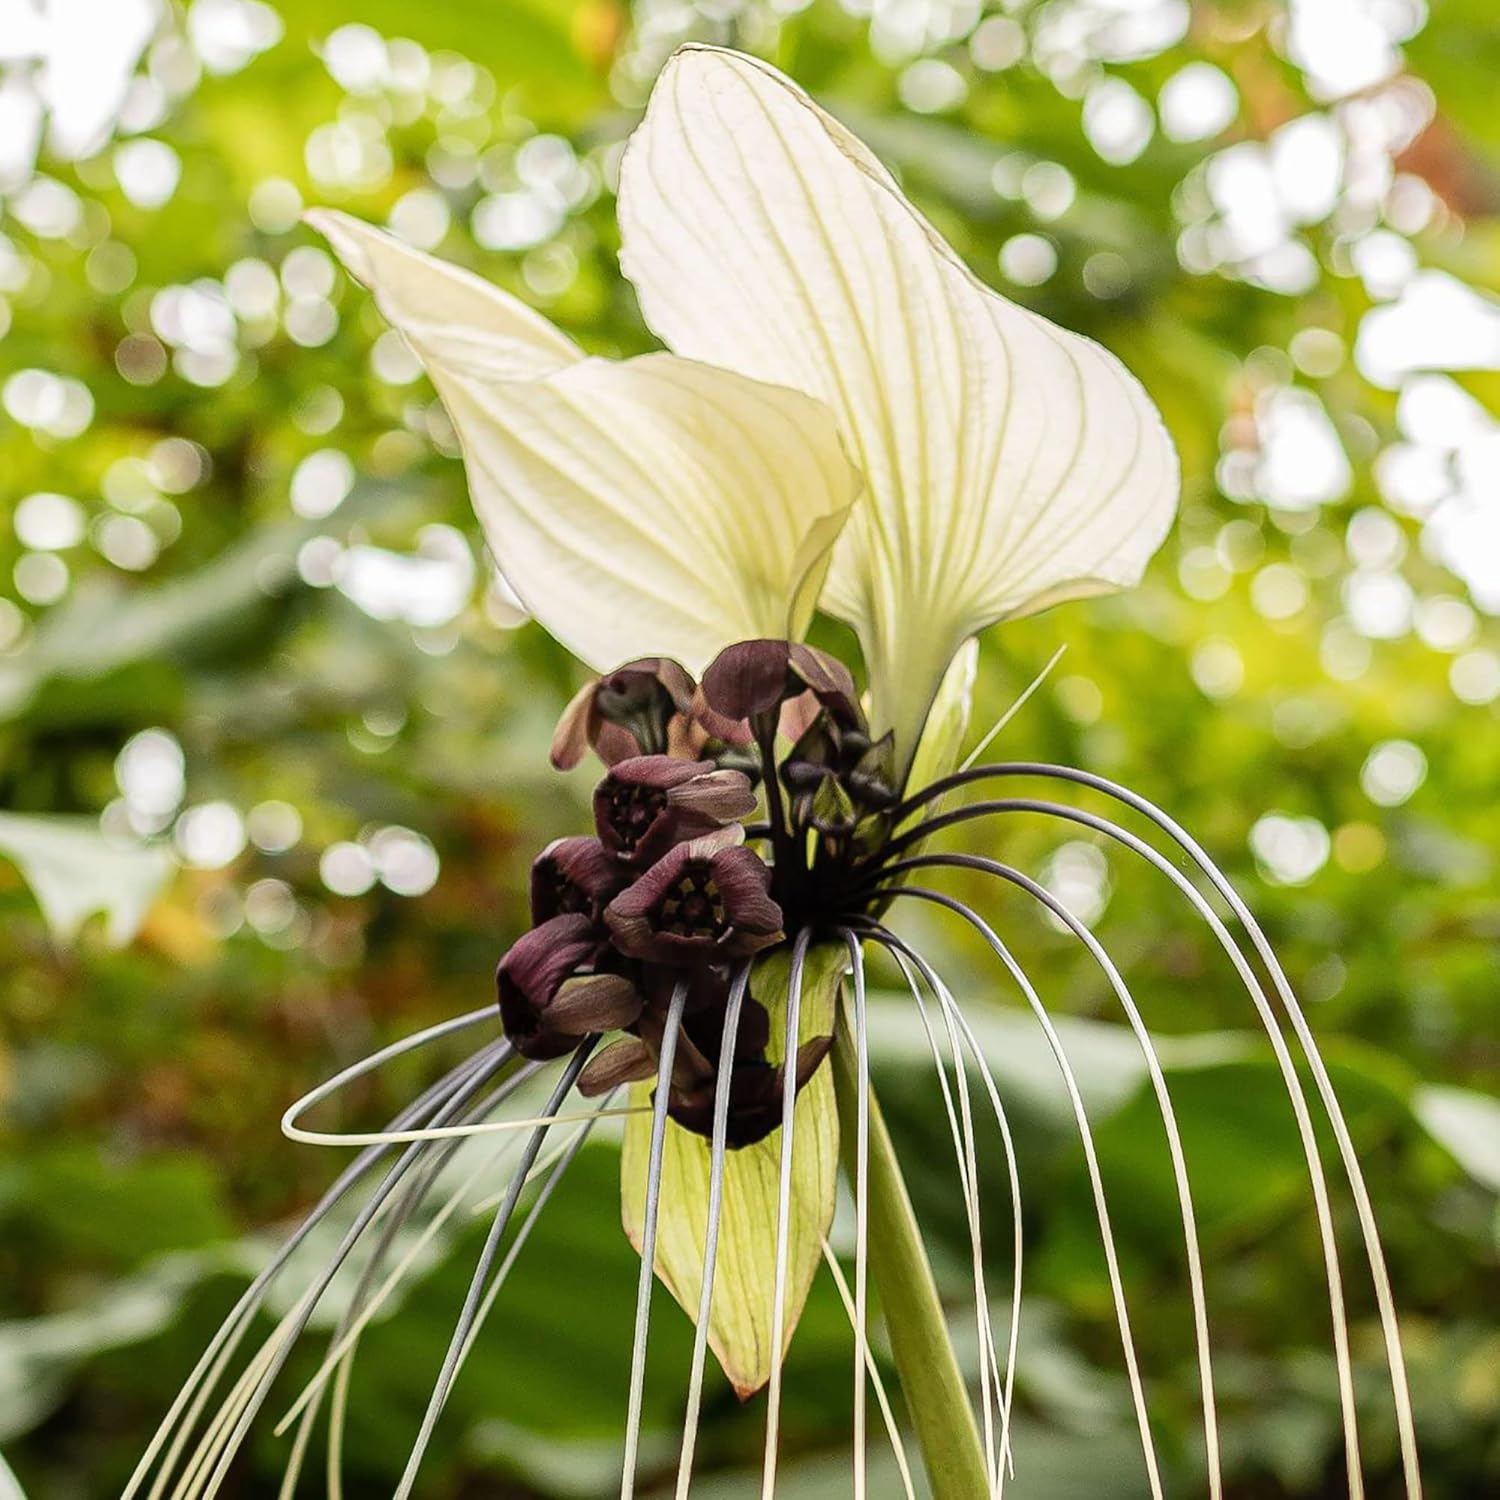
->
[700, 639, 860, 733]
[667, 1032, 834, 1148]
[550, 658, 698, 769]
[593, 755, 756, 867]
[604, 831, 783, 965]
[496, 914, 639, 1060]
[529, 835, 626, 924]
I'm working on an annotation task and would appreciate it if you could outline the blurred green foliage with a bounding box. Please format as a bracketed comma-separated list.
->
[0, 0, 1496, 1496]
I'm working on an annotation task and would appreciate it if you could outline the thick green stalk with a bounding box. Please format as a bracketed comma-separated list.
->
[831, 1017, 988, 1500]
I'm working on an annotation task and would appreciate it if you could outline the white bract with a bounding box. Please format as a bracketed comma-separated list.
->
[311, 45, 1178, 771]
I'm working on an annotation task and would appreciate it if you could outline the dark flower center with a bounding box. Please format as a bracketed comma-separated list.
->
[660, 869, 725, 936]
[610, 785, 667, 851]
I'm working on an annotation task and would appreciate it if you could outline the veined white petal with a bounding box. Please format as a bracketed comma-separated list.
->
[307, 209, 580, 381]
[618, 47, 1179, 762]
[311, 212, 860, 676]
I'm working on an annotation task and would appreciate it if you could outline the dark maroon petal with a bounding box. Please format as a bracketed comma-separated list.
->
[549, 680, 600, 770]
[602, 907, 658, 961]
[609, 754, 716, 790]
[604, 843, 688, 923]
[666, 767, 756, 820]
[530, 835, 622, 923]
[667, 1034, 834, 1147]
[687, 687, 756, 748]
[577, 1036, 657, 1096]
[792, 1034, 834, 1089]
[593, 721, 643, 766]
[709, 847, 784, 936]
[495, 913, 599, 1059]
[548, 972, 643, 1034]
[604, 833, 767, 965]
[597, 657, 696, 718]
[778, 690, 822, 746]
[701, 639, 794, 721]
[681, 991, 772, 1061]
[788, 643, 860, 725]
[651, 658, 698, 714]
[594, 757, 739, 866]
[550, 659, 700, 771]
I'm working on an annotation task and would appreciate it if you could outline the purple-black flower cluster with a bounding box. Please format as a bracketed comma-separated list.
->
[497, 642, 899, 1148]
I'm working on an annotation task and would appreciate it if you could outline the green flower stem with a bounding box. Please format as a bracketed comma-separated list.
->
[831, 1014, 988, 1500]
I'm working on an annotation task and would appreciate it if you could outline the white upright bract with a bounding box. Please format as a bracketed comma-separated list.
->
[619, 47, 1178, 763]
[308, 210, 859, 678]
[312, 44, 1179, 769]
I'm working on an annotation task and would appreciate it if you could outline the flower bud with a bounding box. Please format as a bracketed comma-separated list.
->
[700, 639, 861, 734]
[604, 830, 783, 965]
[495, 914, 636, 1059]
[782, 720, 897, 834]
[593, 754, 756, 867]
[550, 657, 699, 770]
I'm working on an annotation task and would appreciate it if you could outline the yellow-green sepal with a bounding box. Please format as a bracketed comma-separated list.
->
[619, 943, 843, 1397]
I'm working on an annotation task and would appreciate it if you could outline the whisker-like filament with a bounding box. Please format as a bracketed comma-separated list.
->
[838, 932, 872, 1500]
[881, 760, 1423, 1499]
[454, 1104, 606, 1368]
[213, 1055, 533, 1499]
[135, 1039, 518, 1500]
[889, 794, 1363, 1491]
[819, 1238, 917, 1500]
[284, 1104, 646, 1147]
[395, 1043, 597, 1499]
[319, 1102, 599, 1489]
[131, 1045, 499, 1499]
[875, 886, 1167, 1500]
[875, 933, 1018, 1496]
[674, 965, 752, 1500]
[620, 982, 689, 1500]
[864, 918, 1026, 1494]
[278, 1095, 606, 1451]
[958, 644, 1068, 775]
[874, 852, 1223, 1500]
[276, 1070, 548, 1494]
[760, 927, 813, 1500]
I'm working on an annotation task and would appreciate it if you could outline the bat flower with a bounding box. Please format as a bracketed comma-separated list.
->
[550, 656, 701, 769]
[700, 637, 862, 738]
[593, 753, 757, 867]
[140, 43, 1422, 1500]
[495, 914, 640, 1060]
[604, 829, 785, 964]
[528, 834, 625, 923]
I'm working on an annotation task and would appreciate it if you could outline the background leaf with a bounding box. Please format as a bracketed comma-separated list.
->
[0, 814, 172, 945]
